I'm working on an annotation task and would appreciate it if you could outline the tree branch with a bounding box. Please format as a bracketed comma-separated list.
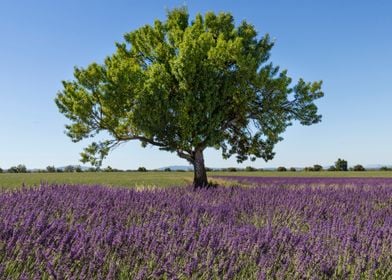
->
[177, 149, 194, 164]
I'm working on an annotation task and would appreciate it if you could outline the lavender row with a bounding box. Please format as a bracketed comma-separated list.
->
[0, 184, 391, 279]
[213, 175, 392, 187]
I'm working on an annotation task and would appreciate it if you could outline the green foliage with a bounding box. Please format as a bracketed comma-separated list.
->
[8, 164, 27, 173]
[103, 166, 124, 172]
[313, 164, 323, 171]
[227, 167, 237, 172]
[8, 167, 17, 173]
[0, 168, 3, 173]
[138, 167, 148, 172]
[164, 168, 172, 172]
[289, 167, 296, 172]
[55, 8, 323, 169]
[328, 166, 337, 171]
[46, 166, 56, 173]
[75, 166, 83, 172]
[353, 164, 365, 171]
[380, 166, 392, 171]
[277, 166, 287, 172]
[304, 165, 322, 172]
[63, 165, 75, 172]
[245, 166, 257, 172]
[104, 166, 114, 172]
[335, 158, 348, 171]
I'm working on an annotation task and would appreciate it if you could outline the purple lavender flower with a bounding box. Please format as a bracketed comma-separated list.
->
[0, 181, 390, 278]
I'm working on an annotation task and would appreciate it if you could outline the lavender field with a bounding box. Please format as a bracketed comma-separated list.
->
[214, 175, 392, 187]
[0, 181, 391, 279]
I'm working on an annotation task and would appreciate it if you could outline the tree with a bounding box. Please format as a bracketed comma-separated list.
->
[8, 164, 27, 173]
[245, 166, 257, 172]
[137, 167, 147, 172]
[46, 165, 56, 173]
[313, 164, 323, 171]
[64, 165, 75, 172]
[289, 167, 296, 172]
[353, 164, 365, 171]
[55, 8, 324, 187]
[75, 165, 83, 172]
[104, 166, 114, 172]
[277, 166, 287, 172]
[328, 166, 336, 171]
[335, 158, 348, 171]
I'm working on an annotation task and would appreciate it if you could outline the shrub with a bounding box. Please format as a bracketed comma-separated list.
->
[164, 168, 171, 172]
[104, 166, 113, 172]
[313, 164, 323, 171]
[138, 167, 147, 172]
[227, 167, 237, 172]
[8, 167, 17, 173]
[46, 166, 56, 173]
[277, 166, 287, 172]
[75, 166, 83, 172]
[289, 167, 296, 172]
[380, 166, 391, 171]
[245, 166, 257, 172]
[304, 167, 314, 171]
[328, 166, 337, 171]
[353, 165, 365, 171]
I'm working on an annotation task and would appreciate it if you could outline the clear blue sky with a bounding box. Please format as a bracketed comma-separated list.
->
[1, 0, 391, 169]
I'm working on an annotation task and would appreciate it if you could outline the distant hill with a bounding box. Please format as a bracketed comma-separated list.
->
[157, 165, 193, 171]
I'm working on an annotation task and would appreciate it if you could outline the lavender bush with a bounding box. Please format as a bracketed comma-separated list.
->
[0, 183, 391, 279]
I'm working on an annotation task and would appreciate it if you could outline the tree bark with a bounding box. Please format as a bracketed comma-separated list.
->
[192, 149, 208, 188]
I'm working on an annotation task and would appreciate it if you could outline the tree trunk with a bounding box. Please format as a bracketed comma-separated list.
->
[192, 149, 208, 188]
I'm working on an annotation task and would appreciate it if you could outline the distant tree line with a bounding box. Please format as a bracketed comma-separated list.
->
[0, 165, 188, 173]
[275, 158, 391, 172]
[3, 164, 28, 173]
[1, 161, 392, 173]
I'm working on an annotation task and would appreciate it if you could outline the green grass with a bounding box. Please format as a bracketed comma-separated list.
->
[1, 170, 392, 191]
[0, 172, 194, 190]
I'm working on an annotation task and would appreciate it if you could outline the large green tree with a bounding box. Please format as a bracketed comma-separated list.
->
[55, 8, 324, 187]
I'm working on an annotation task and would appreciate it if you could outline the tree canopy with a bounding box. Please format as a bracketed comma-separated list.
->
[55, 8, 324, 187]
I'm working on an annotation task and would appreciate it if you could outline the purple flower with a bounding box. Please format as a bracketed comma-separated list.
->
[0, 181, 390, 278]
